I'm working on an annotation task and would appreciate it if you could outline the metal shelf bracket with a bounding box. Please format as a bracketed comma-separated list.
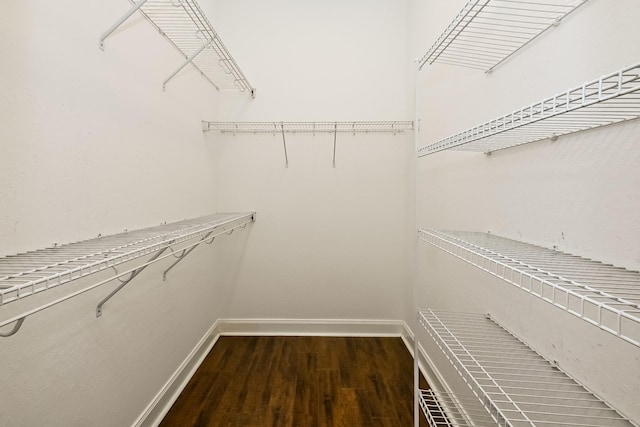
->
[96, 246, 171, 317]
[163, 39, 217, 91]
[99, 0, 149, 51]
[162, 231, 215, 281]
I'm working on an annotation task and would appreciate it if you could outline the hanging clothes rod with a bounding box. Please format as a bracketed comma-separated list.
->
[100, 0, 255, 96]
[418, 0, 588, 72]
[0, 212, 255, 337]
[202, 121, 414, 134]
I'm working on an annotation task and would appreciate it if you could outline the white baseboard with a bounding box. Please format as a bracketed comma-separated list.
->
[133, 318, 406, 427]
[133, 320, 221, 427]
[217, 318, 405, 337]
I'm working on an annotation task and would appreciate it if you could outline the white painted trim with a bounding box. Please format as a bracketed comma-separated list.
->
[217, 318, 405, 337]
[133, 320, 221, 427]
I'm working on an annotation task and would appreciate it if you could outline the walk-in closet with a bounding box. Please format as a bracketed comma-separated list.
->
[1, 0, 638, 426]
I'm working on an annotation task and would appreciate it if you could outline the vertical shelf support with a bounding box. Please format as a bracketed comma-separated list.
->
[281, 123, 289, 168]
[99, 0, 149, 50]
[332, 123, 337, 168]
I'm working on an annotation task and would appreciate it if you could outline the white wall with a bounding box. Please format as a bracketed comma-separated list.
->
[208, 0, 411, 321]
[1, 1, 412, 425]
[409, 0, 640, 422]
[0, 1, 251, 426]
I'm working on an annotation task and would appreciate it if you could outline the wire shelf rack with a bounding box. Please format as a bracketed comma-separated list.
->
[418, 229, 640, 348]
[418, 0, 587, 72]
[202, 121, 415, 134]
[420, 389, 498, 426]
[100, 0, 254, 96]
[419, 309, 636, 427]
[0, 212, 255, 336]
[418, 63, 640, 156]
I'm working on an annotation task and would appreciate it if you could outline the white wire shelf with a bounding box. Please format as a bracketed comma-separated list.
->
[418, 229, 640, 348]
[418, 63, 640, 156]
[202, 121, 415, 134]
[420, 389, 498, 426]
[418, 0, 587, 72]
[0, 212, 255, 336]
[100, 0, 254, 96]
[419, 309, 636, 427]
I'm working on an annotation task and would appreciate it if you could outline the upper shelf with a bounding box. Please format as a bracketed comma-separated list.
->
[100, 0, 254, 96]
[418, 63, 640, 156]
[419, 309, 635, 426]
[0, 213, 254, 309]
[418, 229, 640, 348]
[418, 0, 587, 72]
[202, 121, 415, 134]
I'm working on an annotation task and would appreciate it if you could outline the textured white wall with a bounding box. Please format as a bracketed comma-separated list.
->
[208, 0, 411, 321]
[409, 0, 640, 422]
[0, 1, 251, 426]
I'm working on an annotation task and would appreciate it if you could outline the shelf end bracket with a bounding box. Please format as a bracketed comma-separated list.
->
[0, 318, 26, 338]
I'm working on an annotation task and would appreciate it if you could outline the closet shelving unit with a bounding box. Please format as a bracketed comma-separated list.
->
[418, 62, 640, 156]
[418, 309, 636, 426]
[204, 121, 414, 167]
[415, 2, 639, 426]
[202, 121, 414, 134]
[418, 229, 640, 348]
[0, 212, 255, 337]
[100, 0, 255, 96]
[418, 0, 587, 72]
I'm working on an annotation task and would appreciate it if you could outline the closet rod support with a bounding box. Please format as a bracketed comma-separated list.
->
[163, 40, 218, 91]
[99, 0, 149, 51]
[163, 231, 215, 281]
[0, 318, 25, 338]
[96, 246, 171, 317]
[332, 123, 337, 168]
[281, 124, 289, 168]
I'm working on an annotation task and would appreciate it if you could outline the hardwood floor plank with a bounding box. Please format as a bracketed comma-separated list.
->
[160, 336, 425, 427]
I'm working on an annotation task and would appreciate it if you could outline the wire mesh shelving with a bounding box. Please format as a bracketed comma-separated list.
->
[418, 309, 636, 426]
[0, 212, 255, 336]
[420, 389, 498, 426]
[100, 0, 254, 96]
[202, 121, 414, 134]
[418, 0, 587, 72]
[418, 229, 640, 348]
[417, 63, 640, 156]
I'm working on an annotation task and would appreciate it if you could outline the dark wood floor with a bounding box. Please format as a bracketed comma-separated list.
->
[160, 336, 428, 427]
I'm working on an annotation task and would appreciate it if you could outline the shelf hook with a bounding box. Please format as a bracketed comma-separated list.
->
[0, 318, 26, 338]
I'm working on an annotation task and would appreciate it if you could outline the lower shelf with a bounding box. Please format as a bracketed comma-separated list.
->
[420, 389, 496, 426]
[418, 229, 640, 348]
[419, 309, 635, 426]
